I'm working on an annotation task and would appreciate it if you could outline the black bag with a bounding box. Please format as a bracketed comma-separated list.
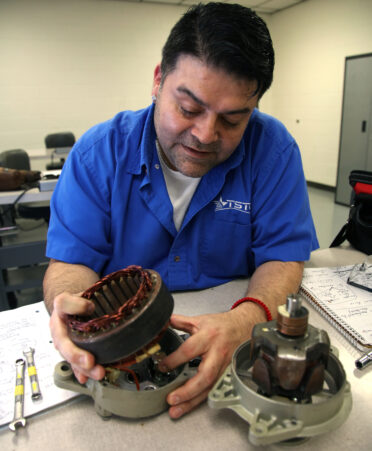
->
[330, 170, 372, 254]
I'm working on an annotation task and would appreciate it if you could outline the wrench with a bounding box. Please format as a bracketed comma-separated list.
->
[9, 358, 26, 431]
[23, 347, 42, 400]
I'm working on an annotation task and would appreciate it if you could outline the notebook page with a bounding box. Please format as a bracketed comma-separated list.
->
[301, 266, 372, 347]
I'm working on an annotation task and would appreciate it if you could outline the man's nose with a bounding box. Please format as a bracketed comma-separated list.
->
[191, 114, 219, 145]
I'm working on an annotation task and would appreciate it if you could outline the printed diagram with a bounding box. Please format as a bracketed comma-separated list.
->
[316, 284, 357, 304]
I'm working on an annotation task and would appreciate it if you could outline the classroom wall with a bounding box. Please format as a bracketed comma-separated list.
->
[1, 0, 371, 186]
[260, 0, 372, 187]
[0, 0, 186, 152]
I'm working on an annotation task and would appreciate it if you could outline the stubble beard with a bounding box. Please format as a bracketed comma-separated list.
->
[154, 100, 221, 177]
[163, 140, 220, 178]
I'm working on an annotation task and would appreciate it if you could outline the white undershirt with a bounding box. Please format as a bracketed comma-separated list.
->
[156, 142, 201, 231]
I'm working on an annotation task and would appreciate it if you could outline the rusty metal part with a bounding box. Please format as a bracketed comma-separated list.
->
[67, 266, 174, 364]
[209, 339, 352, 446]
[208, 294, 351, 445]
[250, 296, 330, 400]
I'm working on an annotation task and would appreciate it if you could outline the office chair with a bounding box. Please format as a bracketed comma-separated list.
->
[45, 132, 75, 170]
[0, 149, 30, 170]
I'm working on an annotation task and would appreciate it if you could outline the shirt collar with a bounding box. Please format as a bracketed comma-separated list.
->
[126, 103, 157, 175]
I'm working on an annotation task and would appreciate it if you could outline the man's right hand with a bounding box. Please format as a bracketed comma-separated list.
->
[50, 292, 106, 384]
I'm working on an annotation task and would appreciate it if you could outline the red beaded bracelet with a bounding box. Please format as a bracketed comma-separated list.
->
[230, 297, 272, 321]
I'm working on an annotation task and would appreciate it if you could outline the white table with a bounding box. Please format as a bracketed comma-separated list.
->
[0, 250, 370, 450]
[0, 187, 53, 205]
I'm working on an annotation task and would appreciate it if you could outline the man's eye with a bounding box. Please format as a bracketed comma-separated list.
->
[222, 117, 239, 128]
[180, 106, 198, 117]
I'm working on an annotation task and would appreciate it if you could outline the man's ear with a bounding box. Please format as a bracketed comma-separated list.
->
[152, 64, 162, 98]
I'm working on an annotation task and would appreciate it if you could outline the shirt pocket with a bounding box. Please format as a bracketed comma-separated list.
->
[200, 218, 252, 278]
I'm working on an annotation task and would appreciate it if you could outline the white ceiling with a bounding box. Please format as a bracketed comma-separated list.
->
[119, 0, 308, 15]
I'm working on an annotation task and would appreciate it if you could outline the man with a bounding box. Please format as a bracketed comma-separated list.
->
[43, 3, 318, 419]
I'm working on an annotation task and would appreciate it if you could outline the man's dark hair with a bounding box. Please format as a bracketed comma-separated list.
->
[161, 2, 274, 98]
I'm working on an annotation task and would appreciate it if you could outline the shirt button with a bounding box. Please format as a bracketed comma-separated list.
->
[174, 256, 181, 262]
[155, 164, 160, 170]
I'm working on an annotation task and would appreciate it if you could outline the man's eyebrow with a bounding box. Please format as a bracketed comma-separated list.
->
[176, 86, 251, 115]
[177, 86, 207, 107]
[224, 107, 251, 116]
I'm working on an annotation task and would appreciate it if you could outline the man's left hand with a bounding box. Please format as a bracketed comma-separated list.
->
[159, 307, 262, 419]
[160, 261, 304, 418]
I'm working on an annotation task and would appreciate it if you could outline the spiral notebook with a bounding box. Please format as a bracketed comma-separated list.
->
[300, 266, 372, 351]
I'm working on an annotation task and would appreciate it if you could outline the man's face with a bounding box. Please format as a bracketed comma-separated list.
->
[152, 55, 259, 178]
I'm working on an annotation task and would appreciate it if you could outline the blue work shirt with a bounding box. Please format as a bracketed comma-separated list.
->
[46, 104, 318, 291]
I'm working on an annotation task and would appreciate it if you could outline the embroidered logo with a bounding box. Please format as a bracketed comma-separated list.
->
[213, 196, 251, 214]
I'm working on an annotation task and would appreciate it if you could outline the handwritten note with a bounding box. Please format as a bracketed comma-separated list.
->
[301, 266, 372, 347]
[0, 302, 78, 427]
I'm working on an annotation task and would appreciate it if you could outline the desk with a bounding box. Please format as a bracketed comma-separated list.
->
[0, 187, 52, 310]
[0, 187, 53, 205]
[0, 249, 370, 451]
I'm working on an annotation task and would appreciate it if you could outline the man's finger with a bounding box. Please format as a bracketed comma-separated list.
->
[50, 309, 105, 378]
[71, 365, 89, 385]
[52, 316, 105, 381]
[167, 348, 224, 404]
[71, 363, 105, 383]
[168, 387, 210, 419]
[169, 314, 198, 334]
[54, 292, 95, 316]
[159, 332, 207, 371]
[50, 312, 93, 368]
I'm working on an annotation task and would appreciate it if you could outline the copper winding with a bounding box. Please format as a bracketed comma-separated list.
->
[276, 303, 309, 336]
[67, 265, 153, 334]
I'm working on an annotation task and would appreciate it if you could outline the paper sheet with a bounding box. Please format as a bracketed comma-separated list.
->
[0, 302, 78, 427]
